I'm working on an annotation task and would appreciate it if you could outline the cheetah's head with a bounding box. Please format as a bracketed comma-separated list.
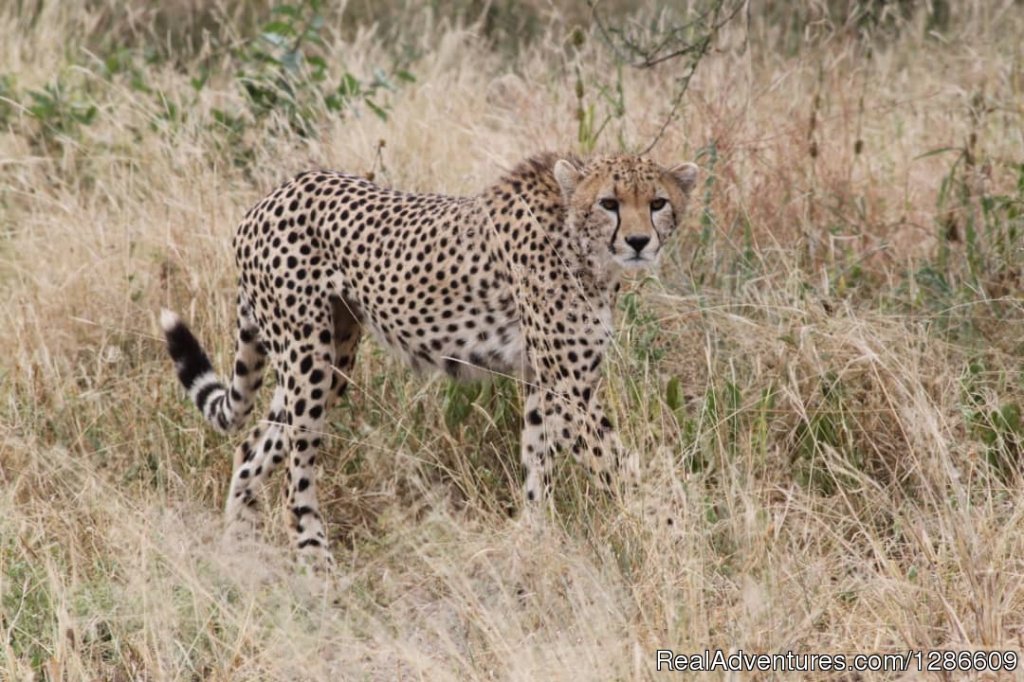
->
[553, 155, 698, 270]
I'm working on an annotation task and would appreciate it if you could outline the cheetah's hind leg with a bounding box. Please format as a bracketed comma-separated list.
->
[223, 384, 289, 540]
[269, 295, 364, 573]
[325, 295, 363, 411]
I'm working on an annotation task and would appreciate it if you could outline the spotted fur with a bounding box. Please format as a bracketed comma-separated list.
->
[162, 152, 698, 566]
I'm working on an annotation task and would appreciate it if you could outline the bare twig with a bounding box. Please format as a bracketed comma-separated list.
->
[588, 0, 742, 69]
[586, 0, 744, 154]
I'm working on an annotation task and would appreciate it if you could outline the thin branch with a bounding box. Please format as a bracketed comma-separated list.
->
[587, 0, 743, 69]
[584, 0, 745, 154]
[638, 55, 703, 156]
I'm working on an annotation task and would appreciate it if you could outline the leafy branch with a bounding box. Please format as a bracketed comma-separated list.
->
[233, 0, 415, 137]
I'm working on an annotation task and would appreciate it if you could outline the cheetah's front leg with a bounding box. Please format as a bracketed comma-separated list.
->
[521, 387, 553, 505]
[572, 400, 639, 492]
[520, 384, 638, 506]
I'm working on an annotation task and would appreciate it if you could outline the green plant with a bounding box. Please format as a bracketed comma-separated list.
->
[0, 75, 15, 127]
[24, 78, 97, 152]
[1, 553, 56, 674]
[892, 94, 1022, 349]
[791, 372, 862, 495]
[443, 376, 519, 435]
[443, 380, 483, 432]
[961, 359, 1024, 479]
[687, 140, 719, 285]
[619, 288, 665, 366]
[927, 92, 1023, 291]
[569, 28, 626, 153]
[233, 0, 414, 138]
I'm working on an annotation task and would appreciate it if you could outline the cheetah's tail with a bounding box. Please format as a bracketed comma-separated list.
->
[160, 304, 266, 434]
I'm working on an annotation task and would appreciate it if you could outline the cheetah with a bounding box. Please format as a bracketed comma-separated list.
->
[161, 152, 698, 566]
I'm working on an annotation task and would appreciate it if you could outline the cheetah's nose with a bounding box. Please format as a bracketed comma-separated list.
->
[624, 235, 651, 254]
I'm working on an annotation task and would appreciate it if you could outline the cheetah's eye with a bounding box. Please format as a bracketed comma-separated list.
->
[599, 198, 619, 211]
[650, 198, 668, 211]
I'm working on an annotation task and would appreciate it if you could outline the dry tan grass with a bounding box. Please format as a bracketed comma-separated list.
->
[2, 1, 1024, 679]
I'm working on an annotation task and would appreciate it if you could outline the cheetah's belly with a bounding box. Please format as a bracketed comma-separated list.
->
[370, 310, 526, 381]
[328, 273, 527, 381]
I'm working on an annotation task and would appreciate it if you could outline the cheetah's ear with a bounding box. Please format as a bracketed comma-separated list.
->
[670, 162, 699, 195]
[553, 159, 582, 199]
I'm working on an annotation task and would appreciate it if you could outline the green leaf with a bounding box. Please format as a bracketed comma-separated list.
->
[998, 403, 1021, 434]
[365, 99, 388, 121]
[76, 105, 97, 125]
[280, 49, 302, 73]
[372, 67, 394, 91]
[261, 21, 295, 37]
[444, 382, 480, 430]
[130, 74, 151, 94]
[666, 376, 682, 412]
[338, 73, 361, 97]
[725, 381, 741, 411]
[913, 146, 961, 161]
[260, 31, 289, 49]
